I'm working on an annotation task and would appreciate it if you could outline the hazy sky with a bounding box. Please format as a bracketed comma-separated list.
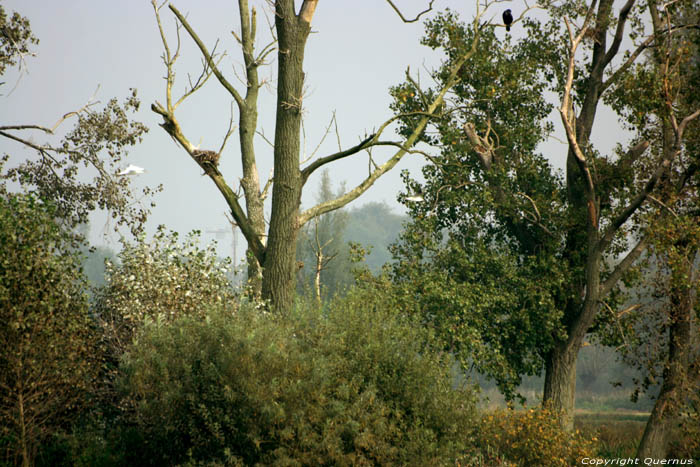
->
[0, 1, 628, 259]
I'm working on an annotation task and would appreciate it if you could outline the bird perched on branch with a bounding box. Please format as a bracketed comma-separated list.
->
[503, 9, 513, 32]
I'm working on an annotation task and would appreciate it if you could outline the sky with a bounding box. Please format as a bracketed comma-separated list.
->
[0, 0, 629, 260]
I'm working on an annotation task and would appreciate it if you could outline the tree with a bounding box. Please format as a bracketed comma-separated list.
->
[626, 219, 700, 459]
[608, 2, 700, 455]
[0, 191, 100, 467]
[1, 4, 158, 241]
[296, 170, 349, 302]
[390, 0, 700, 430]
[148, 0, 500, 313]
[93, 226, 237, 365]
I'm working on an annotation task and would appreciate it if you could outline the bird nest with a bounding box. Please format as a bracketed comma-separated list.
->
[193, 150, 221, 175]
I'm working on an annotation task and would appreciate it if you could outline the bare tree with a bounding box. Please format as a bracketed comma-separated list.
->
[149, 0, 490, 312]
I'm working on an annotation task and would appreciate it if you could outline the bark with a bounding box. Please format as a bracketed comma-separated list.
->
[237, 0, 266, 297]
[261, 0, 312, 312]
[636, 310, 692, 458]
[637, 391, 675, 459]
[543, 343, 578, 432]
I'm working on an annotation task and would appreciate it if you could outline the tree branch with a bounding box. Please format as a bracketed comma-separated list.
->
[385, 0, 435, 23]
[301, 133, 375, 183]
[299, 0, 318, 24]
[168, 4, 245, 108]
[602, 0, 636, 69]
[600, 235, 648, 297]
[298, 12, 485, 226]
[150, 101, 266, 264]
[559, 8, 599, 225]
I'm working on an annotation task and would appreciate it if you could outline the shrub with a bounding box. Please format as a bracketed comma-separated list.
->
[93, 226, 236, 359]
[470, 407, 595, 466]
[118, 288, 477, 465]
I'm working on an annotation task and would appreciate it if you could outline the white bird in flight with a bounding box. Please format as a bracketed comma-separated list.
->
[406, 194, 424, 202]
[117, 164, 145, 176]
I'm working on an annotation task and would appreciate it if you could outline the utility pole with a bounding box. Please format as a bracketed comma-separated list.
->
[205, 213, 239, 267]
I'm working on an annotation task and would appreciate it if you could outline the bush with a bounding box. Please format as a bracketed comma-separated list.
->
[93, 226, 236, 361]
[469, 407, 595, 466]
[118, 288, 477, 465]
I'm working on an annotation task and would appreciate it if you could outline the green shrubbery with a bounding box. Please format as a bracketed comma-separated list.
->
[117, 288, 477, 466]
[93, 227, 236, 356]
[0, 198, 604, 466]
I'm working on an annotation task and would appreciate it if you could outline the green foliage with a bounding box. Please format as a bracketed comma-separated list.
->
[387, 13, 571, 401]
[118, 288, 477, 465]
[392, 236, 566, 400]
[470, 408, 595, 466]
[2, 89, 157, 237]
[0, 191, 100, 466]
[94, 226, 236, 357]
[344, 201, 406, 273]
[0, 4, 38, 76]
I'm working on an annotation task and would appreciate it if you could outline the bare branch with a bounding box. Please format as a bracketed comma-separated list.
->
[261, 168, 274, 201]
[558, 6, 599, 228]
[602, 34, 656, 92]
[169, 4, 245, 107]
[174, 47, 224, 110]
[600, 157, 670, 248]
[218, 102, 238, 154]
[299, 6, 486, 225]
[255, 129, 275, 148]
[385, 0, 435, 23]
[0, 86, 100, 134]
[300, 112, 336, 165]
[647, 195, 679, 219]
[301, 133, 375, 183]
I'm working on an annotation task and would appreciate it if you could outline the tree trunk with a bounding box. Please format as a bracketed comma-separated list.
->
[543, 343, 578, 432]
[18, 387, 29, 467]
[314, 250, 322, 304]
[637, 272, 694, 458]
[261, 1, 312, 312]
[637, 395, 674, 459]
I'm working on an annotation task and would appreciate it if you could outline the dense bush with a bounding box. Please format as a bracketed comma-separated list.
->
[93, 226, 236, 358]
[469, 407, 595, 466]
[118, 288, 477, 465]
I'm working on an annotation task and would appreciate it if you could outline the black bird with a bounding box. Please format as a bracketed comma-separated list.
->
[503, 9, 513, 32]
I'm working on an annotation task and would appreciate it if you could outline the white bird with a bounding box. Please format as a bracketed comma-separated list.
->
[405, 194, 424, 202]
[117, 164, 145, 176]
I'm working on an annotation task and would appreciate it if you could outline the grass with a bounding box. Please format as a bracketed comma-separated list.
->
[575, 411, 647, 458]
